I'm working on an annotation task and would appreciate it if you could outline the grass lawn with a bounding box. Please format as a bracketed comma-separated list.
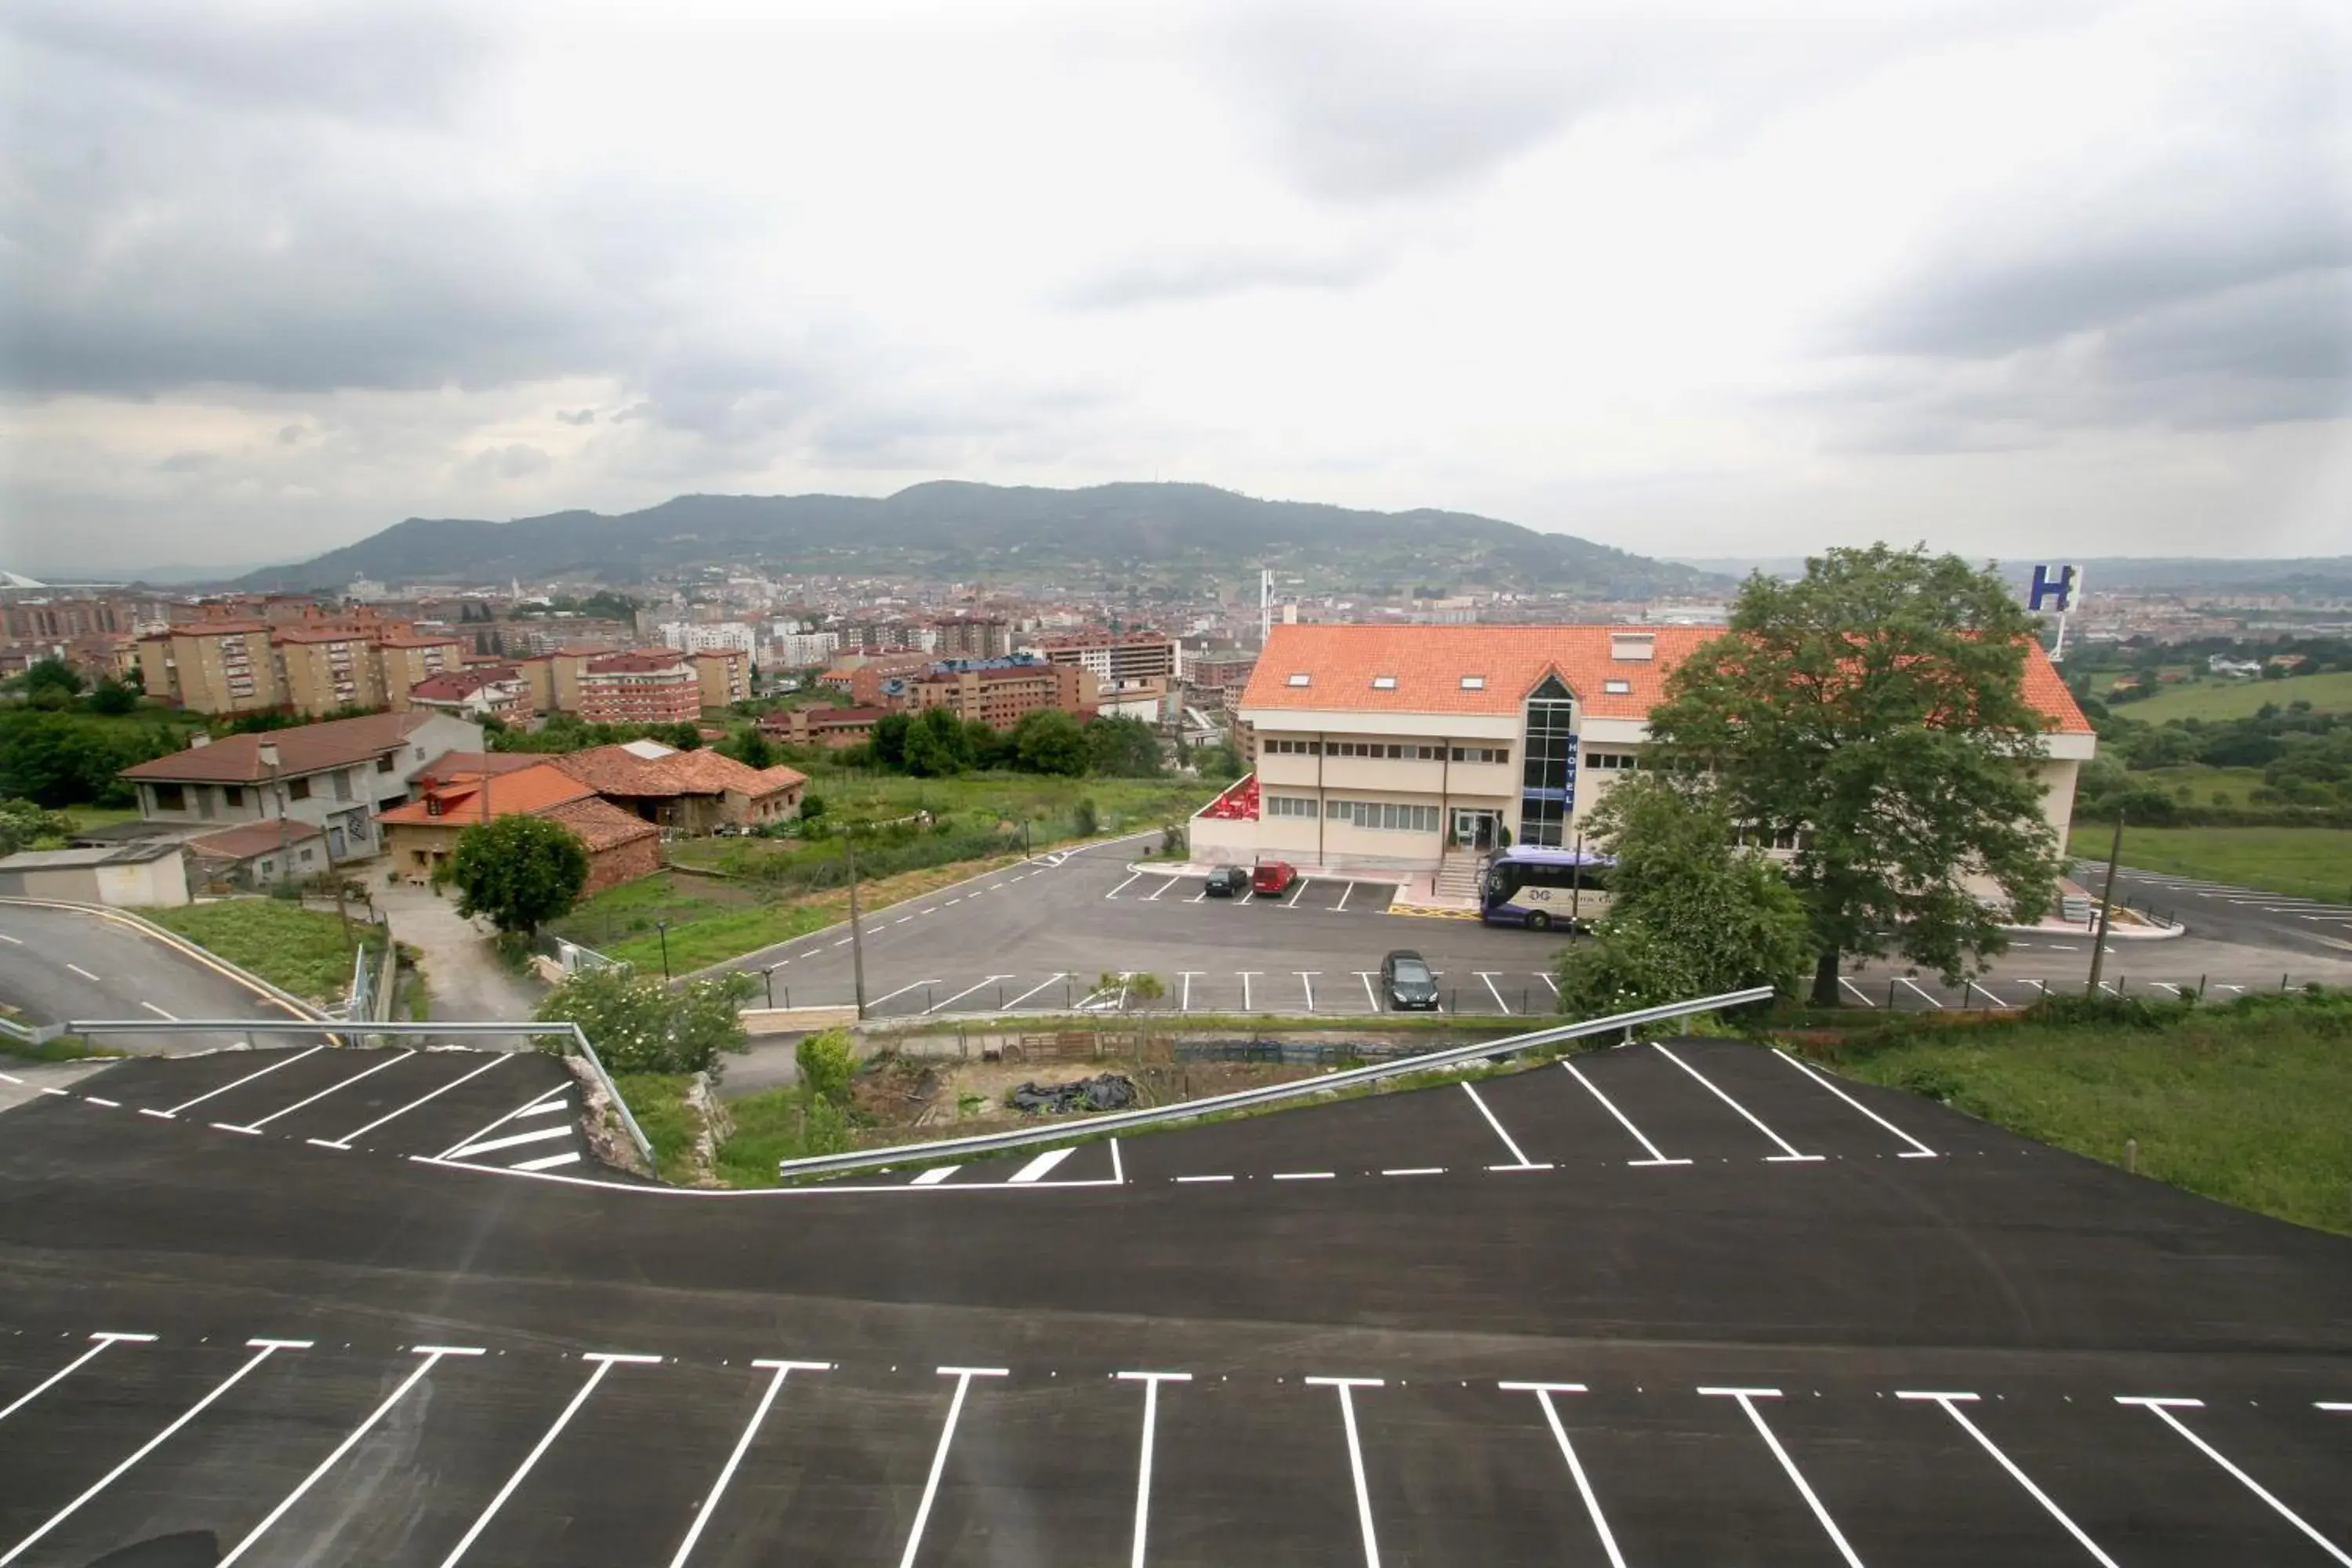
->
[2100, 824, 2352, 902]
[1826, 997, 2352, 1235]
[56, 804, 146, 831]
[2125, 763, 2270, 805]
[611, 1073, 699, 1178]
[2120, 667, 2352, 723]
[794, 768, 1210, 837]
[144, 898, 386, 1004]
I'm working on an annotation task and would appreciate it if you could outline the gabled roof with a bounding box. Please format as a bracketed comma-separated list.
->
[585, 650, 690, 674]
[122, 710, 440, 783]
[377, 762, 593, 825]
[541, 795, 661, 852]
[1238, 623, 2092, 734]
[411, 668, 521, 701]
[184, 820, 325, 860]
[552, 743, 808, 799]
[417, 750, 543, 780]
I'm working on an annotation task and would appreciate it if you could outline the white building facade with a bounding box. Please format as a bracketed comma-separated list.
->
[1194, 623, 2096, 875]
[658, 621, 758, 655]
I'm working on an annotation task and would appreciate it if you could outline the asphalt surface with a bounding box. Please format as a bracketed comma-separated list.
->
[0, 904, 312, 1042]
[2, 1035, 2348, 1565]
[2084, 862, 2352, 961]
[710, 839, 2352, 1019]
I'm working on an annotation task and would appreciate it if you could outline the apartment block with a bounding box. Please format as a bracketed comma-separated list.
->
[659, 621, 757, 655]
[929, 615, 1011, 660]
[1035, 631, 1180, 691]
[691, 648, 751, 709]
[275, 627, 390, 714]
[908, 660, 1098, 730]
[137, 622, 284, 714]
[577, 650, 702, 725]
[380, 635, 470, 711]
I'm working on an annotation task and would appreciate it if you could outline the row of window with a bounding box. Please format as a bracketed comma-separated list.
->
[1262, 738, 1512, 764]
[1263, 795, 1443, 833]
[1584, 752, 1639, 771]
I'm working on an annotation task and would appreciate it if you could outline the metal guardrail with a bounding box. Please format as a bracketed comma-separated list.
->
[64, 1017, 657, 1172]
[771, 985, 1777, 1180]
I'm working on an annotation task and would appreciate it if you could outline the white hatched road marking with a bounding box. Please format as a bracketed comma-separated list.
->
[1563, 1061, 1690, 1166]
[1775, 1051, 1937, 1157]
[1501, 1383, 1627, 1568]
[512, 1150, 582, 1172]
[220, 1346, 484, 1565]
[1001, 973, 1069, 1011]
[1701, 1388, 1864, 1568]
[911, 1165, 960, 1185]
[1009, 1146, 1076, 1183]
[866, 978, 938, 1010]
[432, 1085, 569, 1162]
[666, 1361, 831, 1567]
[227, 1050, 415, 1133]
[0, 1339, 310, 1566]
[2116, 1397, 2350, 1565]
[514, 1097, 571, 1118]
[436, 1354, 659, 1566]
[0, 1333, 154, 1428]
[1899, 1394, 2117, 1566]
[1652, 1043, 1823, 1162]
[448, 1125, 572, 1160]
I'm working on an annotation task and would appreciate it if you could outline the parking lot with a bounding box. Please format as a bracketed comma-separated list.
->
[1, 1044, 588, 1175]
[1, 1323, 2344, 1566]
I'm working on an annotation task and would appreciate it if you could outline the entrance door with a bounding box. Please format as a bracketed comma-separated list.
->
[1453, 809, 1496, 851]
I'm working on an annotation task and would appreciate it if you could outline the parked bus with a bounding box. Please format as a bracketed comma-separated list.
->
[1480, 845, 1613, 931]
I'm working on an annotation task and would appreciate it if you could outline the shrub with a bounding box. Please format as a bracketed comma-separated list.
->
[536, 965, 755, 1076]
[796, 1027, 857, 1105]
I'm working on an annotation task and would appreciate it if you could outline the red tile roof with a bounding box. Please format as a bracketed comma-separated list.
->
[417, 750, 543, 780]
[586, 650, 688, 673]
[410, 668, 521, 701]
[377, 762, 593, 825]
[184, 820, 324, 860]
[551, 744, 808, 799]
[122, 711, 439, 783]
[1239, 623, 2091, 734]
[541, 795, 661, 853]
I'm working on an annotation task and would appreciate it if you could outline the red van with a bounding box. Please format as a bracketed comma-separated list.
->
[1250, 859, 1298, 896]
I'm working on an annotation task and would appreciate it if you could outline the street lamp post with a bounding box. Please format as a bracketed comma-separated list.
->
[655, 920, 672, 982]
[257, 742, 288, 888]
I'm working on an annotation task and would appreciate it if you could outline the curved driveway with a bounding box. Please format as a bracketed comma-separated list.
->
[0, 901, 307, 1031]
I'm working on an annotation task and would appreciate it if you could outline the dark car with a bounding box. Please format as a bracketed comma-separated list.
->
[1381, 949, 1439, 1011]
[1203, 866, 1250, 898]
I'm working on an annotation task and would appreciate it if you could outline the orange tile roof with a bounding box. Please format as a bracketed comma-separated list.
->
[1240, 623, 2091, 734]
[552, 744, 807, 799]
[376, 762, 593, 825]
[541, 795, 661, 852]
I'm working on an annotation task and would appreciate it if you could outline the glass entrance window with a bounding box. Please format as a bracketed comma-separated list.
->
[1519, 675, 1578, 847]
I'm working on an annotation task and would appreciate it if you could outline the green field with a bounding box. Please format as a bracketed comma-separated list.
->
[1828, 995, 2352, 1235]
[143, 899, 386, 1004]
[2120, 668, 2352, 723]
[2103, 825, 2352, 902]
[2125, 764, 2270, 804]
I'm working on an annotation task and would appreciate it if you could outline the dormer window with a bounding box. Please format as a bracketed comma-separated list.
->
[1370, 675, 1397, 690]
[1460, 675, 1486, 690]
[1603, 678, 1633, 695]
[1286, 673, 1311, 688]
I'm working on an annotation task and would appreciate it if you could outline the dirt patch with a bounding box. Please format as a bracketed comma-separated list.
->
[843, 1052, 1323, 1139]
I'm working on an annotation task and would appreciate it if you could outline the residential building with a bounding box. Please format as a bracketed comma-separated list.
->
[1192, 624, 2095, 875]
[907, 659, 1098, 730]
[577, 651, 701, 725]
[691, 648, 752, 709]
[840, 617, 928, 653]
[552, 742, 807, 835]
[1035, 631, 1180, 691]
[511, 618, 638, 656]
[765, 630, 840, 669]
[408, 666, 534, 726]
[380, 635, 471, 710]
[184, 819, 328, 891]
[514, 645, 606, 716]
[819, 651, 932, 706]
[274, 626, 390, 714]
[1186, 649, 1258, 710]
[378, 761, 660, 893]
[119, 710, 486, 862]
[929, 615, 1011, 660]
[136, 620, 283, 713]
[757, 704, 891, 749]
[659, 621, 757, 655]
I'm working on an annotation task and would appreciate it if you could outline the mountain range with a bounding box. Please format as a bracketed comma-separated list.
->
[234, 482, 1730, 598]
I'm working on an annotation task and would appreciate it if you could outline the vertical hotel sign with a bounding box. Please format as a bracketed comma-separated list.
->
[2027, 564, 2080, 661]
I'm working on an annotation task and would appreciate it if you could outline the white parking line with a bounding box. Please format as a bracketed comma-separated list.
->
[1837, 978, 1877, 1008]
[900, 1369, 1008, 1568]
[866, 978, 939, 1010]
[436, 1353, 659, 1567]
[221, 1345, 485, 1565]
[512, 1149, 582, 1172]
[1965, 980, 2005, 1007]
[1334, 881, 1354, 913]
[1776, 1051, 1938, 1157]
[1178, 971, 1201, 1011]
[911, 1165, 960, 1185]
[1010, 1146, 1076, 1183]
[227, 1050, 416, 1133]
[1305, 1377, 1385, 1568]
[927, 975, 1014, 1014]
[0, 1332, 154, 1428]
[2116, 1397, 2350, 1565]
[1118, 1371, 1191, 1568]
[1297, 971, 1319, 1011]
[1562, 1061, 1690, 1166]
[514, 1097, 571, 1118]
[1288, 877, 1312, 908]
[1653, 1043, 1823, 1162]
[161, 1044, 328, 1118]
[1461, 1081, 1544, 1169]
[0, 1339, 309, 1567]
[1501, 1383, 1626, 1568]
[1240, 971, 1257, 1010]
[1898, 977, 1944, 1009]
[1189, 885, 1208, 903]
[327, 1054, 506, 1147]
[140, 1001, 176, 1020]
[1357, 971, 1381, 1011]
[448, 1125, 572, 1160]
[1145, 875, 1178, 902]
[1476, 972, 1512, 1014]
[1001, 973, 1069, 1011]
[1272, 1171, 1334, 1181]
[1537, 974, 1560, 997]
[666, 1360, 832, 1568]
[1381, 1167, 1446, 1177]
[1174, 1174, 1234, 1183]
[432, 1084, 569, 1162]
[1700, 1388, 1863, 1568]
[1898, 1393, 2117, 1566]
[0, 932, 18, 943]
[1106, 871, 1143, 899]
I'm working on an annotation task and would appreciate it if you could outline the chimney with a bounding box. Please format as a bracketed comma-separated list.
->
[1609, 632, 1657, 662]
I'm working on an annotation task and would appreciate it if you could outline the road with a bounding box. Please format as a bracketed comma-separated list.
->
[713, 840, 2352, 1018]
[2087, 862, 2352, 960]
[0, 902, 313, 1035]
[0, 1036, 2346, 1563]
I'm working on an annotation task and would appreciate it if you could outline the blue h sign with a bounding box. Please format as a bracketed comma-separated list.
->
[2027, 564, 2077, 613]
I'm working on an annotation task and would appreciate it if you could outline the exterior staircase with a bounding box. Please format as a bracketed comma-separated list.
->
[1432, 851, 1485, 905]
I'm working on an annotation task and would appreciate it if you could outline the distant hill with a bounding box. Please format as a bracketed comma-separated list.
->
[1672, 554, 2352, 597]
[238, 482, 1730, 597]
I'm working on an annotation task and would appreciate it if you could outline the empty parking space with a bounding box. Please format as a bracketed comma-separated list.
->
[1559, 1043, 1825, 1166]
[1653, 1041, 1940, 1162]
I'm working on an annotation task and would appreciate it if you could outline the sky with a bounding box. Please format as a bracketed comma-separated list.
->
[2, 0, 2349, 576]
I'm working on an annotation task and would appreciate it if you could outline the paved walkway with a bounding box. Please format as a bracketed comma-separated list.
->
[374, 881, 543, 1022]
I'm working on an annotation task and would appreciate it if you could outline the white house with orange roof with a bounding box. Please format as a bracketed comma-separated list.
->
[1195, 623, 2095, 881]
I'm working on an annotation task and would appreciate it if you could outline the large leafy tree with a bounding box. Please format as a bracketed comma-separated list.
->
[1011, 708, 1088, 776]
[451, 815, 590, 936]
[1644, 545, 2061, 1005]
[1553, 776, 1810, 1017]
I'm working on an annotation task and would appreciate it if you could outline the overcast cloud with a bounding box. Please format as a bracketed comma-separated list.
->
[2, 0, 2348, 575]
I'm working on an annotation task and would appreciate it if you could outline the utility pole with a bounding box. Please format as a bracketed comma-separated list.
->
[259, 742, 289, 889]
[846, 829, 869, 1019]
[2085, 811, 2125, 998]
